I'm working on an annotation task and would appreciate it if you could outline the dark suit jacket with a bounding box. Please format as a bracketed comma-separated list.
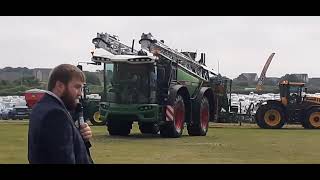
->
[28, 93, 93, 164]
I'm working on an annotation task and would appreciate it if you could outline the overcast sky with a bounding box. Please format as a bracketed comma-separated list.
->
[1, 16, 320, 79]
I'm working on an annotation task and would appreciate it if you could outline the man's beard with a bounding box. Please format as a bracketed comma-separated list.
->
[60, 88, 77, 111]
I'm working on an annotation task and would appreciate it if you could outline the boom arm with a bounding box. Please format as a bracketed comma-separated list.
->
[91, 32, 157, 64]
[138, 33, 217, 81]
[256, 53, 275, 91]
[92, 32, 138, 55]
[91, 32, 219, 81]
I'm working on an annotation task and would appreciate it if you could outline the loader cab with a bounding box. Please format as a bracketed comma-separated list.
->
[107, 62, 157, 104]
[279, 80, 305, 105]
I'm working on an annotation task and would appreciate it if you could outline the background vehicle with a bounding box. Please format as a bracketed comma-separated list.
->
[255, 80, 320, 129]
[11, 105, 30, 120]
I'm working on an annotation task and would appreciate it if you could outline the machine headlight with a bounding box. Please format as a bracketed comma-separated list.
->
[100, 103, 110, 110]
[138, 106, 153, 111]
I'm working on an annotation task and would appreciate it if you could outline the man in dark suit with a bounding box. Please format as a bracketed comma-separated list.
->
[28, 64, 93, 164]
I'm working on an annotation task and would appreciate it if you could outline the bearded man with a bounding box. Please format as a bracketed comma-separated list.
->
[28, 64, 93, 164]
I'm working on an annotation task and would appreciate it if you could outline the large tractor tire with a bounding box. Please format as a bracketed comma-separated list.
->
[303, 108, 320, 129]
[255, 103, 286, 129]
[139, 123, 160, 134]
[187, 96, 210, 136]
[160, 95, 185, 138]
[107, 120, 132, 136]
[90, 111, 106, 126]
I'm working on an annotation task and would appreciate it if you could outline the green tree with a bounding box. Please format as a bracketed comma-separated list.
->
[264, 78, 277, 86]
[280, 74, 299, 82]
[0, 80, 9, 86]
[13, 76, 40, 86]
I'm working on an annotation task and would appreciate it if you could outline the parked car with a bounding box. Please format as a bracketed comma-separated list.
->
[11, 106, 30, 120]
[0, 109, 3, 120]
[1, 108, 12, 120]
[0, 103, 4, 120]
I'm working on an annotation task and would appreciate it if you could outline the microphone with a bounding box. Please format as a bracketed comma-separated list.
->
[75, 103, 92, 149]
[78, 104, 85, 126]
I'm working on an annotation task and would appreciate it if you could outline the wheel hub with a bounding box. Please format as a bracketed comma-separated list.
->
[309, 112, 320, 128]
[264, 109, 281, 127]
[269, 115, 276, 121]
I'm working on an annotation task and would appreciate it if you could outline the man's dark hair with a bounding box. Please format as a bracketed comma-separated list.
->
[47, 64, 85, 91]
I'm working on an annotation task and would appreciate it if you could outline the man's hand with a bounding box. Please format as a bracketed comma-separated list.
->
[80, 123, 92, 141]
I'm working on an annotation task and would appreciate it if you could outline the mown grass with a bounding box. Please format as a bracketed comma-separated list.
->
[0, 121, 320, 164]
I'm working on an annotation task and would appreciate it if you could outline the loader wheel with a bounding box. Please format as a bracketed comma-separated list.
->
[303, 108, 320, 129]
[188, 96, 210, 136]
[139, 123, 160, 134]
[255, 104, 285, 129]
[160, 95, 185, 138]
[90, 111, 106, 126]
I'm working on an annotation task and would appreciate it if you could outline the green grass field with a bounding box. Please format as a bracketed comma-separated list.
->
[1, 120, 320, 164]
